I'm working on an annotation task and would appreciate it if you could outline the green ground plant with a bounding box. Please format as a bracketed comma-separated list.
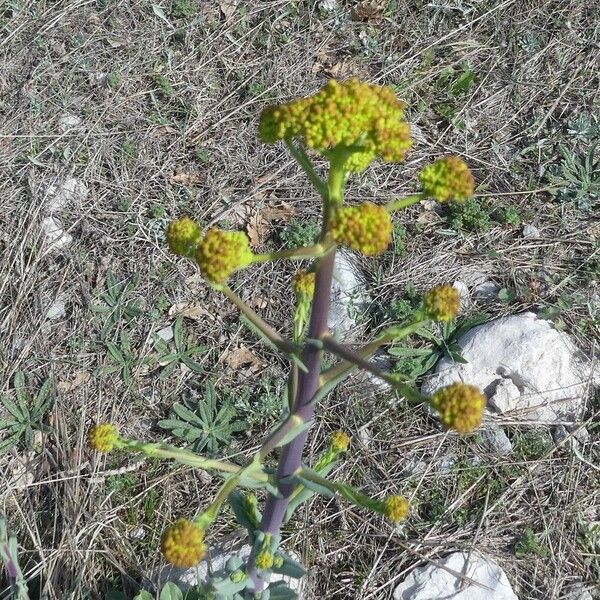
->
[84, 79, 486, 599]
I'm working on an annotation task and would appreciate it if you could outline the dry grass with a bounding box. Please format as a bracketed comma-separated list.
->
[0, 1, 599, 599]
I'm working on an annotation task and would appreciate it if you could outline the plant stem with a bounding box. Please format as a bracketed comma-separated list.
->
[284, 139, 328, 199]
[246, 151, 347, 592]
[253, 242, 331, 263]
[386, 193, 425, 212]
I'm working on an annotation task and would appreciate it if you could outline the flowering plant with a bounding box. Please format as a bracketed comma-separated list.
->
[90, 79, 483, 599]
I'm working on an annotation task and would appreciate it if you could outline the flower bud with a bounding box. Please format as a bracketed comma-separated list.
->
[384, 495, 410, 523]
[88, 423, 119, 453]
[424, 285, 460, 321]
[430, 382, 486, 434]
[166, 217, 202, 258]
[331, 430, 351, 453]
[196, 229, 254, 284]
[161, 519, 206, 568]
[419, 156, 474, 202]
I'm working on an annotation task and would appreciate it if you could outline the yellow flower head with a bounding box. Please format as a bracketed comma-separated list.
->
[88, 423, 119, 453]
[196, 229, 254, 284]
[424, 285, 461, 321]
[331, 202, 393, 256]
[259, 79, 412, 172]
[167, 217, 202, 258]
[161, 519, 207, 568]
[255, 550, 275, 570]
[293, 269, 316, 298]
[430, 383, 486, 434]
[384, 495, 410, 523]
[419, 156, 475, 202]
[331, 430, 351, 453]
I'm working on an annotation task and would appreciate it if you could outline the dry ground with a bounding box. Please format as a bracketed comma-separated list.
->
[0, 1, 599, 599]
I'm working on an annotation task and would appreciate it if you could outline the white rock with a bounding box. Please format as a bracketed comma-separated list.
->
[329, 251, 369, 339]
[422, 312, 594, 423]
[393, 552, 518, 600]
[453, 280, 470, 310]
[41, 216, 72, 250]
[128, 526, 146, 541]
[156, 544, 303, 597]
[522, 224, 540, 239]
[58, 113, 83, 132]
[46, 299, 66, 320]
[318, 0, 337, 10]
[42, 176, 88, 213]
[156, 325, 174, 342]
[481, 422, 513, 455]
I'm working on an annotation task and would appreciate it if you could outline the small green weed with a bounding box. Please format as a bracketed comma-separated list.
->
[158, 382, 247, 455]
[393, 220, 407, 256]
[92, 271, 143, 339]
[100, 331, 145, 386]
[171, 0, 193, 19]
[106, 473, 138, 500]
[121, 140, 138, 162]
[278, 217, 320, 248]
[546, 142, 599, 210]
[152, 73, 175, 99]
[448, 198, 493, 232]
[389, 313, 490, 380]
[153, 316, 207, 380]
[232, 379, 286, 428]
[515, 527, 549, 558]
[106, 72, 122, 89]
[0, 372, 53, 453]
[513, 428, 552, 461]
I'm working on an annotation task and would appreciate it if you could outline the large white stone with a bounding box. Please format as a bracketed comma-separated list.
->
[422, 312, 594, 423]
[328, 251, 369, 339]
[393, 552, 518, 600]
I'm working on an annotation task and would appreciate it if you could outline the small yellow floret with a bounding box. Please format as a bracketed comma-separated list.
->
[259, 79, 412, 171]
[424, 285, 461, 321]
[161, 519, 206, 568]
[331, 430, 351, 453]
[384, 495, 410, 523]
[196, 229, 254, 284]
[331, 202, 393, 256]
[419, 156, 474, 202]
[167, 217, 202, 258]
[430, 383, 486, 434]
[293, 270, 316, 298]
[88, 423, 119, 453]
[255, 550, 275, 570]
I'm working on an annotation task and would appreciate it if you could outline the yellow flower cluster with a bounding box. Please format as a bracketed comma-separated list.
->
[88, 423, 119, 453]
[331, 202, 393, 256]
[419, 156, 475, 202]
[166, 217, 202, 258]
[331, 430, 351, 453]
[259, 79, 412, 172]
[430, 383, 486, 434]
[196, 229, 254, 284]
[424, 285, 461, 321]
[161, 519, 207, 568]
[255, 550, 275, 570]
[384, 495, 410, 523]
[293, 269, 316, 298]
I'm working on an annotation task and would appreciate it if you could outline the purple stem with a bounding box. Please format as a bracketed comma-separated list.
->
[247, 248, 336, 589]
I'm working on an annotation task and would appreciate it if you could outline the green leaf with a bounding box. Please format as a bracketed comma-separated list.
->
[284, 473, 334, 499]
[451, 69, 476, 96]
[105, 592, 129, 600]
[271, 552, 306, 579]
[387, 346, 433, 358]
[172, 403, 205, 426]
[133, 591, 154, 600]
[228, 490, 261, 541]
[33, 378, 54, 416]
[0, 431, 22, 454]
[159, 582, 184, 600]
[273, 420, 312, 449]
[180, 356, 204, 373]
[1, 395, 25, 420]
[106, 342, 125, 363]
[267, 582, 298, 599]
[173, 316, 184, 352]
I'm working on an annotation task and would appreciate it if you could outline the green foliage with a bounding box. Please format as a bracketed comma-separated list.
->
[546, 142, 599, 210]
[100, 331, 145, 386]
[121, 140, 138, 161]
[0, 372, 53, 454]
[515, 527, 549, 558]
[392, 220, 407, 256]
[232, 379, 285, 428]
[107, 72, 122, 89]
[170, 0, 194, 19]
[513, 428, 552, 461]
[495, 205, 522, 226]
[158, 382, 247, 454]
[153, 316, 207, 379]
[432, 64, 477, 129]
[278, 217, 320, 248]
[152, 73, 175, 99]
[448, 198, 492, 232]
[388, 313, 490, 379]
[92, 271, 143, 339]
